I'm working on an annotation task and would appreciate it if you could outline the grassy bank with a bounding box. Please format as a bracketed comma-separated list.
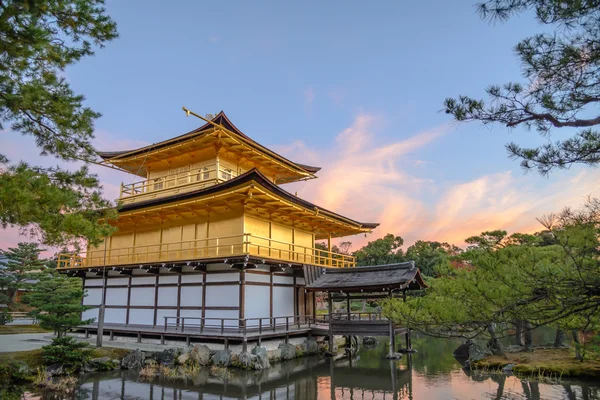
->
[0, 325, 51, 335]
[474, 348, 600, 379]
[0, 347, 130, 370]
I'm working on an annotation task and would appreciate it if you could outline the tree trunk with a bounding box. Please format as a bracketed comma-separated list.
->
[523, 321, 533, 352]
[554, 329, 565, 347]
[572, 330, 582, 361]
[487, 323, 504, 355]
[515, 320, 524, 346]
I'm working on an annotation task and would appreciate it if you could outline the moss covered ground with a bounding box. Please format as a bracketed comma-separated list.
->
[474, 348, 600, 379]
[0, 325, 51, 335]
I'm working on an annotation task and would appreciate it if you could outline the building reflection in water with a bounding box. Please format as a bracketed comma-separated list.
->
[76, 351, 598, 400]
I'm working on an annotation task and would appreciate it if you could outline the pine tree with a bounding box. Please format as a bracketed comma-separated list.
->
[0, 242, 47, 303]
[26, 272, 94, 337]
[444, 0, 600, 175]
[0, 0, 119, 247]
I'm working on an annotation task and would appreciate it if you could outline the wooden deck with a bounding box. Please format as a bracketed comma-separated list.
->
[75, 312, 409, 354]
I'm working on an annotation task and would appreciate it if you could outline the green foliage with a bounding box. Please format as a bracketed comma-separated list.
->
[354, 233, 405, 266]
[0, 161, 117, 247]
[42, 336, 93, 371]
[0, 0, 119, 247]
[444, 0, 600, 174]
[405, 240, 461, 277]
[25, 271, 94, 337]
[0, 243, 46, 303]
[383, 199, 600, 346]
[0, 309, 13, 325]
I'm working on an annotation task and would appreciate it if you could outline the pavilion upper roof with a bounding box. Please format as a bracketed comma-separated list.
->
[96, 111, 320, 183]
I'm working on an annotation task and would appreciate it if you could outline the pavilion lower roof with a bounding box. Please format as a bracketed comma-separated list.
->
[113, 168, 378, 239]
[304, 262, 427, 292]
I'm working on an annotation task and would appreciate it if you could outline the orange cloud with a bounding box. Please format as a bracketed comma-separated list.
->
[277, 114, 600, 249]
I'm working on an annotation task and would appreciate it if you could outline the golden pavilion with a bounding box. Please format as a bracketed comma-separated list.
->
[57, 110, 379, 330]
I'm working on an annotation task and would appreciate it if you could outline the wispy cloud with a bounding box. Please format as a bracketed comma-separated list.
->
[304, 87, 315, 117]
[276, 113, 600, 249]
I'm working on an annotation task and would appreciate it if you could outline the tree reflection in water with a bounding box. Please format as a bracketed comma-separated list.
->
[70, 334, 598, 400]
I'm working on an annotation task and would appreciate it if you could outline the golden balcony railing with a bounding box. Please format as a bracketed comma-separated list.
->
[57, 233, 356, 270]
[119, 164, 237, 199]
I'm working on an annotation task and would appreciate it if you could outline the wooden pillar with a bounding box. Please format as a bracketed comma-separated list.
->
[328, 291, 333, 352]
[346, 293, 350, 319]
[327, 233, 332, 267]
[389, 322, 396, 357]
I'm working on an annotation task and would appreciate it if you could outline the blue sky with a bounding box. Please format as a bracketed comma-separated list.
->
[2, 0, 598, 250]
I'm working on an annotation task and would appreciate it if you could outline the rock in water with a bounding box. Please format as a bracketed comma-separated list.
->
[45, 364, 64, 376]
[121, 349, 145, 369]
[151, 348, 178, 366]
[453, 340, 473, 362]
[502, 363, 515, 374]
[363, 336, 378, 346]
[177, 353, 190, 365]
[190, 344, 211, 365]
[303, 339, 319, 355]
[278, 343, 297, 360]
[211, 349, 232, 367]
[251, 345, 270, 369]
[468, 344, 491, 362]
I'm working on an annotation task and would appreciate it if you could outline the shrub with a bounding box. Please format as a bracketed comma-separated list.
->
[0, 308, 13, 325]
[42, 337, 93, 372]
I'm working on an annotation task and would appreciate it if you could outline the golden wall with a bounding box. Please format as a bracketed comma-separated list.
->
[87, 211, 244, 266]
[243, 214, 315, 263]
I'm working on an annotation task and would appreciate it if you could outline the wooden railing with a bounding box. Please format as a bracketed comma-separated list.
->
[119, 164, 236, 198]
[57, 233, 356, 269]
[163, 315, 312, 336]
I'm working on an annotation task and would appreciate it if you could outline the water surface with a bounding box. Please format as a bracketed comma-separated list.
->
[66, 334, 600, 399]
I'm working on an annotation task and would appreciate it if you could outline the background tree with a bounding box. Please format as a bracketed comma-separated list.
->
[354, 233, 405, 266]
[0, 242, 47, 303]
[405, 240, 461, 277]
[444, 0, 600, 175]
[26, 271, 94, 337]
[0, 0, 119, 246]
[383, 199, 600, 359]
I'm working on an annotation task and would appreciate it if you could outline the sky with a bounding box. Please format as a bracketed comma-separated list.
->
[1, 0, 599, 252]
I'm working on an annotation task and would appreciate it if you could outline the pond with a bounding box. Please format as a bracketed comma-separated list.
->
[30, 334, 600, 399]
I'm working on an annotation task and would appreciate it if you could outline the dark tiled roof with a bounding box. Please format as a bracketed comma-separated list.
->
[96, 111, 321, 174]
[119, 168, 379, 233]
[305, 262, 427, 292]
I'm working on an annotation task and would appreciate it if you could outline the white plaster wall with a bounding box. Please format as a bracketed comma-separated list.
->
[205, 285, 238, 307]
[244, 285, 270, 325]
[129, 287, 155, 306]
[107, 277, 129, 286]
[157, 287, 178, 306]
[82, 308, 98, 322]
[128, 309, 154, 325]
[104, 308, 127, 324]
[179, 309, 202, 319]
[204, 309, 239, 327]
[181, 274, 203, 283]
[130, 276, 156, 285]
[83, 288, 102, 305]
[245, 273, 270, 283]
[273, 275, 294, 284]
[156, 309, 178, 326]
[105, 288, 128, 306]
[180, 286, 202, 307]
[206, 273, 239, 283]
[273, 286, 294, 317]
[159, 275, 178, 284]
[85, 279, 103, 287]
